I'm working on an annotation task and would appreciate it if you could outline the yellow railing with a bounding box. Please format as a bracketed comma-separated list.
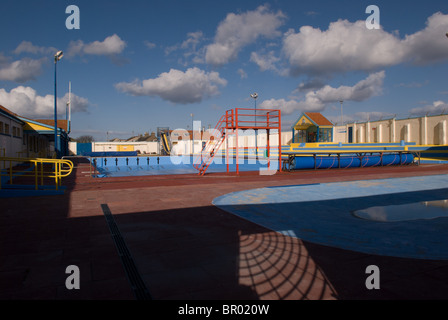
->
[0, 157, 74, 191]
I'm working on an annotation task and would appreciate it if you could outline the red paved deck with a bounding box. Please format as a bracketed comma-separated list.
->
[1, 159, 448, 300]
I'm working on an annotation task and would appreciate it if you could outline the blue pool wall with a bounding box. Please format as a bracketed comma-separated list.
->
[89, 155, 280, 177]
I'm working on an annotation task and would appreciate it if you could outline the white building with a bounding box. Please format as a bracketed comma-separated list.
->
[0, 105, 25, 158]
[343, 114, 448, 145]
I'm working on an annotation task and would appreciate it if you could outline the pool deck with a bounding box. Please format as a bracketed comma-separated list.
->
[2, 159, 448, 300]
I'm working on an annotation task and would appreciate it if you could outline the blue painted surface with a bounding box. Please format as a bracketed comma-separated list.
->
[76, 143, 92, 156]
[420, 159, 448, 164]
[292, 153, 414, 169]
[212, 175, 448, 260]
[92, 156, 280, 177]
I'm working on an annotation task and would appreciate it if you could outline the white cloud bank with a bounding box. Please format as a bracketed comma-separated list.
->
[259, 71, 385, 114]
[115, 67, 227, 104]
[0, 86, 89, 118]
[410, 100, 448, 116]
[282, 12, 448, 77]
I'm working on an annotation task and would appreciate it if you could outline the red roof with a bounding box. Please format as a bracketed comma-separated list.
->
[0, 104, 20, 118]
[304, 112, 333, 126]
[0, 105, 68, 131]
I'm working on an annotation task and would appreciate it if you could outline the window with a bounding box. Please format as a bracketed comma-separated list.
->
[0, 122, 3, 134]
[4, 124, 9, 135]
[13, 127, 21, 137]
[297, 130, 307, 143]
[320, 128, 333, 143]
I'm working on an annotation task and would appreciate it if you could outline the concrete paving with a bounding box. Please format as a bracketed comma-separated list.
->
[1, 158, 448, 300]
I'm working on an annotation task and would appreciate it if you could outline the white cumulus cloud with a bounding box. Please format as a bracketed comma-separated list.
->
[283, 20, 405, 76]
[250, 51, 282, 73]
[282, 12, 448, 77]
[410, 100, 448, 116]
[403, 12, 448, 65]
[311, 71, 385, 103]
[13, 41, 57, 55]
[205, 5, 286, 66]
[259, 98, 310, 115]
[260, 71, 385, 114]
[0, 86, 89, 118]
[115, 67, 227, 104]
[67, 34, 127, 57]
[0, 53, 46, 83]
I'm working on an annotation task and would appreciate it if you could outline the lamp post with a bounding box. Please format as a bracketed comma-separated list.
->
[250, 93, 258, 153]
[190, 113, 194, 156]
[339, 100, 344, 125]
[54, 51, 63, 158]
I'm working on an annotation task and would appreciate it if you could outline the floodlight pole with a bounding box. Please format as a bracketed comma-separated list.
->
[191, 113, 194, 156]
[54, 51, 63, 158]
[340, 100, 344, 125]
[254, 98, 257, 152]
[251, 93, 258, 154]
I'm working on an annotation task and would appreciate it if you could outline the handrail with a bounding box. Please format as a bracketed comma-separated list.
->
[0, 156, 74, 191]
[192, 115, 227, 173]
[193, 107, 282, 175]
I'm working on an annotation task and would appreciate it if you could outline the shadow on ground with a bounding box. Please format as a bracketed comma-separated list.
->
[1, 158, 448, 300]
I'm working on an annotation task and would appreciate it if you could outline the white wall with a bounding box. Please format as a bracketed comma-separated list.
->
[333, 126, 346, 143]
[0, 113, 25, 158]
[92, 142, 158, 154]
[68, 141, 77, 155]
[342, 114, 448, 145]
[170, 130, 292, 155]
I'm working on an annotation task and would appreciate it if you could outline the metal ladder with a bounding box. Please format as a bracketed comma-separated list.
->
[192, 114, 228, 175]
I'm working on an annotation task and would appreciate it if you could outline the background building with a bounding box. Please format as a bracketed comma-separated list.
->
[341, 114, 448, 145]
[0, 105, 69, 159]
[0, 105, 25, 158]
[291, 112, 334, 143]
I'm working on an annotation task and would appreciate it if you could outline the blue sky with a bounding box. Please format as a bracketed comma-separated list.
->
[1, 0, 448, 141]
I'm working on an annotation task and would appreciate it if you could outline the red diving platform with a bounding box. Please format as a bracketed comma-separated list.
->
[193, 108, 282, 175]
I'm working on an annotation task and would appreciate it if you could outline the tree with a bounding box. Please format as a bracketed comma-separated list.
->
[75, 135, 95, 143]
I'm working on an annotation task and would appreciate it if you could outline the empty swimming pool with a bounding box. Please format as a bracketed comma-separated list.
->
[90, 155, 280, 177]
[213, 174, 448, 260]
